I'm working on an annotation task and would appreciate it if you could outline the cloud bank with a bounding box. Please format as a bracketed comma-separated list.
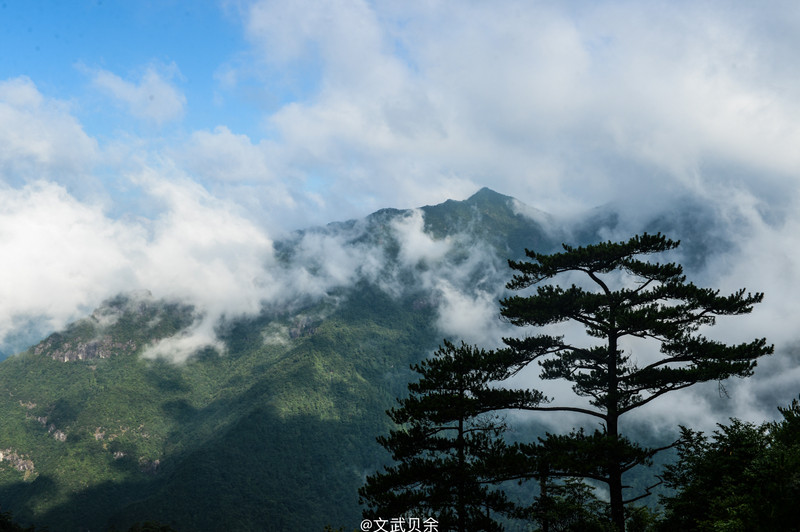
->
[217, 0, 800, 222]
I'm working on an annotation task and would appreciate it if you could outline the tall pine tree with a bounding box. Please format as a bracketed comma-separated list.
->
[498, 232, 773, 530]
[359, 341, 532, 531]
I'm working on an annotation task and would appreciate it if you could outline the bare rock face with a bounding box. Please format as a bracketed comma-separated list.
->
[139, 458, 161, 475]
[35, 337, 137, 362]
[49, 425, 67, 442]
[28, 414, 68, 442]
[288, 316, 318, 338]
[30, 291, 196, 363]
[0, 449, 34, 473]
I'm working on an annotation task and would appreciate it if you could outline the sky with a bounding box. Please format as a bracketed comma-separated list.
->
[2, 1, 800, 425]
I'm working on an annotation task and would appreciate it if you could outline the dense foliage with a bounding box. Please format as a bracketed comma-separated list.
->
[659, 398, 800, 531]
[0, 284, 445, 530]
[360, 341, 519, 531]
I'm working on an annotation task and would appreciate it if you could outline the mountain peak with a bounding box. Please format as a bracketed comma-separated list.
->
[464, 187, 514, 207]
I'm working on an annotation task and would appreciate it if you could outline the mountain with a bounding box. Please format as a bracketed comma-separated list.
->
[0, 188, 569, 531]
[0, 187, 741, 530]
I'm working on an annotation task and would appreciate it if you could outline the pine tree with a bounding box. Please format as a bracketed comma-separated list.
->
[498, 232, 773, 530]
[359, 341, 529, 531]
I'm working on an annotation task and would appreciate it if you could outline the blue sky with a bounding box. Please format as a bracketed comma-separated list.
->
[2, 1, 800, 422]
[0, 2, 249, 130]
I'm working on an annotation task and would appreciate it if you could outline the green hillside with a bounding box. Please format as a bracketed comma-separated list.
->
[0, 286, 438, 530]
[0, 189, 557, 531]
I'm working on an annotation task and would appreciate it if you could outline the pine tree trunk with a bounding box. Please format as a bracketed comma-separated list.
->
[457, 390, 466, 532]
[540, 472, 550, 532]
[608, 330, 625, 531]
[607, 424, 625, 531]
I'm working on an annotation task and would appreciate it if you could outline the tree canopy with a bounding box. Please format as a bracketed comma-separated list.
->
[359, 341, 519, 531]
[659, 397, 800, 531]
[499, 233, 773, 529]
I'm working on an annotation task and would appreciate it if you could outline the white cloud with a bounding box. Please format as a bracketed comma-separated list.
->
[385, 209, 515, 346]
[0, 77, 98, 182]
[91, 64, 186, 125]
[180, 126, 275, 182]
[391, 210, 450, 268]
[0, 181, 139, 343]
[0, 173, 280, 360]
[434, 282, 501, 346]
[127, 170, 276, 311]
[217, 0, 800, 224]
[244, 0, 393, 90]
[143, 320, 224, 364]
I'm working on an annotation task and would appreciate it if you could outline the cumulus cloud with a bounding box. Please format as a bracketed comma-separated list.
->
[141, 1, 799, 235]
[392, 210, 451, 268]
[143, 320, 223, 364]
[90, 64, 186, 125]
[126, 170, 276, 312]
[385, 209, 514, 346]
[172, 126, 322, 229]
[0, 168, 443, 362]
[0, 175, 277, 359]
[0, 77, 98, 183]
[434, 283, 503, 346]
[0, 181, 137, 343]
[217, 0, 800, 225]
[684, 186, 800, 424]
[179, 126, 275, 182]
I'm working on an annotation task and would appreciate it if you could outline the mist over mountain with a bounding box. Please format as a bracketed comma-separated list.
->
[2, 3, 800, 529]
[0, 188, 792, 531]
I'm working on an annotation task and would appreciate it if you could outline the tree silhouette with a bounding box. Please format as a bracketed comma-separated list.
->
[359, 341, 525, 531]
[364, 233, 772, 531]
[498, 232, 773, 530]
[659, 397, 800, 530]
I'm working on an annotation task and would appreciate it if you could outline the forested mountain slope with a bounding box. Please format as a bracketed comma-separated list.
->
[0, 188, 567, 530]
